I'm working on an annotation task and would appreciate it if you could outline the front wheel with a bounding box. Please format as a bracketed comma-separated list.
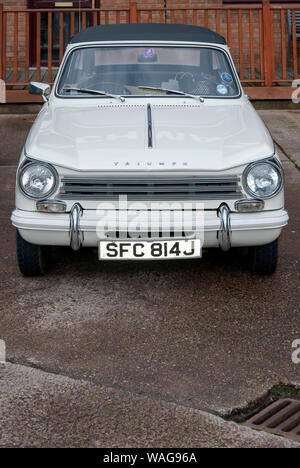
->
[16, 230, 48, 276]
[248, 239, 279, 275]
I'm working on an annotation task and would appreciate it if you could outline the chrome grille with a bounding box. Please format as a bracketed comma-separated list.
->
[59, 177, 243, 200]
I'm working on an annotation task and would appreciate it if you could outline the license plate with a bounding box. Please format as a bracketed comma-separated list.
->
[99, 239, 201, 260]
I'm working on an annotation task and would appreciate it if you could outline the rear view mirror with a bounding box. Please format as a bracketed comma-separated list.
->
[29, 82, 51, 102]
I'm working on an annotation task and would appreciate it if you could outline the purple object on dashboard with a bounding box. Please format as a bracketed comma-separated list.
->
[144, 48, 154, 58]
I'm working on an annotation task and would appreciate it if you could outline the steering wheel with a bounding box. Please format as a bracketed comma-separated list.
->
[176, 72, 197, 91]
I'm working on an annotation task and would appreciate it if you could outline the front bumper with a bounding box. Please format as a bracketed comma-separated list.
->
[11, 205, 289, 251]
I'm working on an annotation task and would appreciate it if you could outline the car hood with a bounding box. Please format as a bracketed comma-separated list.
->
[25, 101, 274, 172]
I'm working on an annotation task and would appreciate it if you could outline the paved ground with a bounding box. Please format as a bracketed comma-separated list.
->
[259, 110, 300, 169]
[0, 110, 299, 448]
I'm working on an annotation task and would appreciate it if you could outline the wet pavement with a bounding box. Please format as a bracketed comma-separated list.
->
[0, 111, 299, 447]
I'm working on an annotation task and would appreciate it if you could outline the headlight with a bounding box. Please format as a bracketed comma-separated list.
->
[19, 161, 58, 199]
[243, 161, 283, 199]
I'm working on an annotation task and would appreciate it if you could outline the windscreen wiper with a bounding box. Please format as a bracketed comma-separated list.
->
[137, 86, 204, 103]
[62, 87, 125, 102]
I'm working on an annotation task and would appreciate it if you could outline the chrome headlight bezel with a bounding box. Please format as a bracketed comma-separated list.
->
[243, 159, 283, 200]
[18, 160, 59, 200]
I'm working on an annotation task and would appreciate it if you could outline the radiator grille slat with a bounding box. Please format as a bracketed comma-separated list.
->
[59, 177, 243, 201]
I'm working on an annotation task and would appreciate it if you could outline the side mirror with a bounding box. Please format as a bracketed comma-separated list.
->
[29, 82, 51, 102]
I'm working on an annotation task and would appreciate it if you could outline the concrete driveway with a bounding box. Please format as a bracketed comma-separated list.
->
[0, 110, 299, 448]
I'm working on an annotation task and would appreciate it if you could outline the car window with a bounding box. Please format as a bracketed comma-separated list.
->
[57, 46, 240, 98]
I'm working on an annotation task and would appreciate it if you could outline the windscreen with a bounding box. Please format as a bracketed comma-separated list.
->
[57, 46, 240, 98]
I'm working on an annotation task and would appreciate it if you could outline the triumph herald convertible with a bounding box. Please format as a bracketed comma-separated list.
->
[11, 23, 289, 276]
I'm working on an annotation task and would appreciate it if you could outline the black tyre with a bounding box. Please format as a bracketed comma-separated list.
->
[16, 230, 47, 276]
[249, 238, 279, 275]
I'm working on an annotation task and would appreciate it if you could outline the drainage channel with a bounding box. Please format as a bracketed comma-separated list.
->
[223, 384, 300, 443]
[274, 139, 300, 171]
[244, 399, 300, 442]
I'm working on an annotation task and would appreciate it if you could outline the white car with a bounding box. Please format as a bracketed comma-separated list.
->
[11, 24, 288, 276]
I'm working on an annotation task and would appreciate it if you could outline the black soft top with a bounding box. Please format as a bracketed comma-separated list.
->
[70, 23, 226, 45]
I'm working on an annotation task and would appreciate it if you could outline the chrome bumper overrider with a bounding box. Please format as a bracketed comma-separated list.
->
[70, 203, 232, 252]
[68, 202, 232, 252]
[70, 203, 83, 251]
[218, 204, 231, 252]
